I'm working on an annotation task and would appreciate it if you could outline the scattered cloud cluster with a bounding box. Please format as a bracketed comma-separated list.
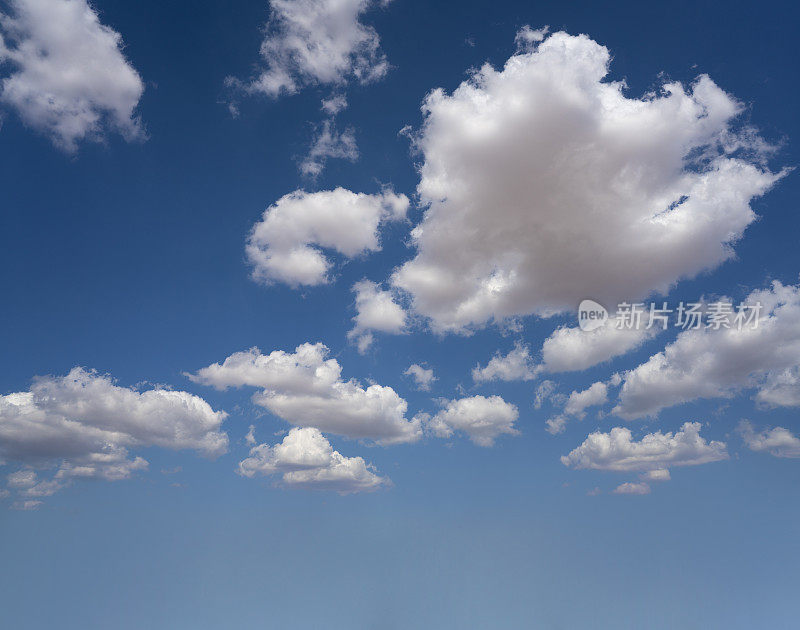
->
[0, 0, 145, 151]
[392, 30, 782, 332]
[189, 342, 421, 444]
[239, 426, 388, 493]
[246, 188, 408, 287]
[0, 368, 228, 505]
[3, 19, 794, 506]
[614, 281, 800, 419]
[229, 0, 389, 99]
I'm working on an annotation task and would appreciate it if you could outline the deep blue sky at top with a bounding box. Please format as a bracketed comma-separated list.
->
[1, 0, 798, 391]
[1, 1, 799, 628]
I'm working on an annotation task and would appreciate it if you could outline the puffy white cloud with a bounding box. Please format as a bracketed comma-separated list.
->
[614, 281, 800, 419]
[189, 343, 421, 445]
[230, 0, 389, 99]
[0, 0, 144, 151]
[404, 364, 436, 391]
[351, 280, 406, 333]
[425, 395, 519, 447]
[254, 384, 416, 445]
[0, 367, 228, 502]
[189, 343, 340, 392]
[348, 280, 407, 352]
[392, 30, 783, 332]
[564, 382, 608, 418]
[238, 427, 387, 493]
[247, 188, 408, 287]
[472, 342, 537, 382]
[539, 324, 656, 373]
[613, 481, 650, 495]
[738, 420, 800, 458]
[300, 119, 358, 177]
[561, 422, 727, 473]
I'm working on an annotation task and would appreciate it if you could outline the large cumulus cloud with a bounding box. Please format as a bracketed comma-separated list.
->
[392, 30, 784, 332]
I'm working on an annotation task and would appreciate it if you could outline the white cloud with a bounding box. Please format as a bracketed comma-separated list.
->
[404, 364, 436, 391]
[642, 468, 671, 482]
[230, 0, 389, 99]
[514, 25, 549, 48]
[755, 366, 800, 408]
[613, 481, 650, 495]
[247, 188, 408, 287]
[353, 331, 374, 354]
[189, 343, 341, 392]
[561, 422, 727, 473]
[321, 93, 348, 115]
[11, 499, 42, 510]
[564, 381, 608, 418]
[300, 119, 358, 177]
[738, 420, 800, 458]
[189, 343, 421, 445]
[545, 415, 567, 436]
[238, 427, 388, 493]
[0, 0, 144, 151]
[546, 380, 611, 435]
[476, 323, 655, 385]
[425, 395, 519, 446]
[472, 342, 537, 382]
[392, 29, 783, 332]
[8, 468, 70, 497]
[0, 367, 228, 502]
[614, 281, 800, 419]
[348, 280, 407, 352]
[534, 380, 559, 409]
[539, 324, 656, 373]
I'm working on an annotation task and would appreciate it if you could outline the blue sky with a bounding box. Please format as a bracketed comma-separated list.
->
[1, 0, 799, 627]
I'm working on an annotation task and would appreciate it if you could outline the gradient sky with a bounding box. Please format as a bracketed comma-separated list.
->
[1, 0, 799, 628]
